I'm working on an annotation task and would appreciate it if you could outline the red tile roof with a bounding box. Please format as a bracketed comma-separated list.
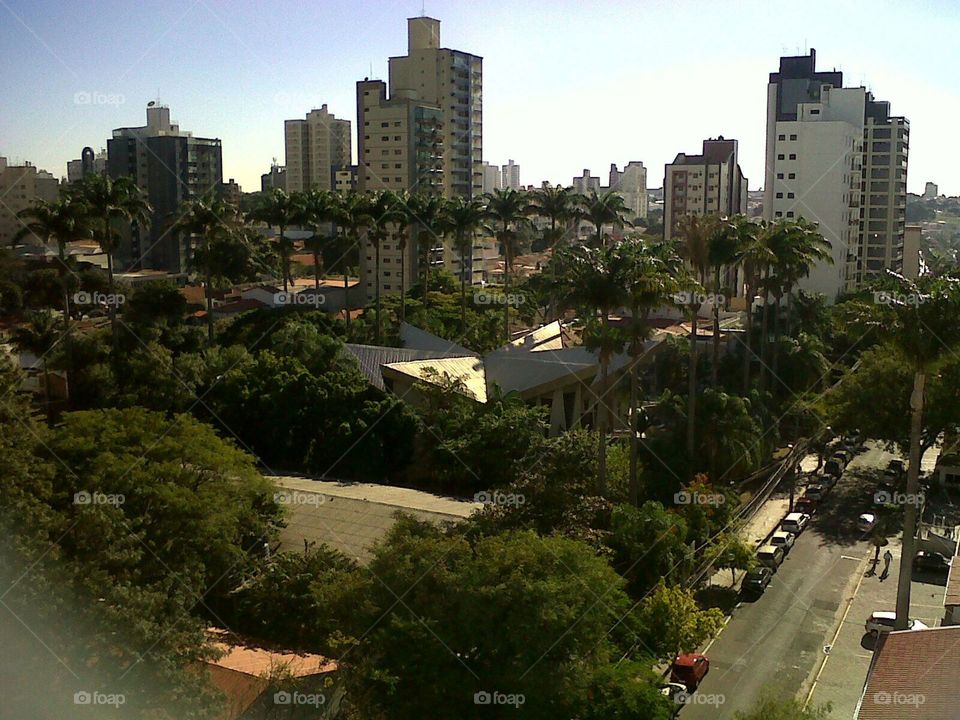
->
[857, 625, 960, 719]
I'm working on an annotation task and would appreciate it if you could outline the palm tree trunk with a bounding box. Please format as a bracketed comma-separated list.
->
[742, 279, 753, 394]
[687, 307, 698, 460]
[629, 344, 640, 506]
[772, 292, 782, 380]
[759, 267, 770, 391]
[895, 368, 925, 630]
[460, 239, 468, 336]
[399, 245, 407, 324]
[280, 224, 288, 293]
[59, 257, 73, 406]
[375, 238, 382, 344]
[712, 266, 721, 387]
[597, 316, 610, 497]
[502, 230, 511, 342]
[204, 241, 214, 346]
[313, 250, 321, 293]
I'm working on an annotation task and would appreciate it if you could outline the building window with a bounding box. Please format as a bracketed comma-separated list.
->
[778, 134, 786, 141]
[788, 173, 796, 179]
[786, 211, 795, 217]
[810, 109, 820, 115]
[775, 211, 783, 217]
[789, 154, 796, 160]
[777, 154, 785, 160]
[789, 134, 797, 141]
[787, 192, 795, 199]
[777, 173, 784, 179]
[776, 192, 784, 198]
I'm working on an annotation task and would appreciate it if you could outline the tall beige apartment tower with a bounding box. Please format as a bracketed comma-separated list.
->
[356, 16, 483, 302]
[664, 137, 747, 242]
[284, 104, 351, 193]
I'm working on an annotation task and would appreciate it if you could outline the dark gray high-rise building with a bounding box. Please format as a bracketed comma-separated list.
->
[107, 104, 223, 274]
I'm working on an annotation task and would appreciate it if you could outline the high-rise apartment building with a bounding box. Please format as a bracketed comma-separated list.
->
[764, 50, 909, 298]
[284, 104, 351, 193]
[66, 147, 107, 183]
[261, 161, 286, 192]
[481, 161, 501, 193]
[501, 159, 520, 190]
[356, 16, 483, 302]
[0, 157, 59, 248]
[572, 169, 601, 195]
[923, 182, 938, 199]
[664, 138, 747, 242]
[107, 104, 223, 274]
[609, 161, 648, 220]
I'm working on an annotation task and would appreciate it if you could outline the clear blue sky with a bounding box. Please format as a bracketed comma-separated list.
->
[2, 0, 957, 195]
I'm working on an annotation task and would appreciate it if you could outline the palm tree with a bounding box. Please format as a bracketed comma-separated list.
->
[389, 190, 412, 324]
[247, 188, 303, 293]
[620, 237, 681, 504]
[676, 214, 717, 461]
[768, 219, 832, 378]
[333, 192, 373, 329]
[71, 174, 151, 347]
[554, 244, 628, 495]
[12, 310, 62, 420]
[582, 190, 631, 248]
[368, 190, 407, 343]
[530, 184, 578, 254]
[15, 197, 92, 392]
[441, 196, 486, 334]
[734, 220, 775, 393]
[172, 193, 240, 345]
[484, 188, 530, 341]
[860, 273, 960, 630]
[299, 189, 337, 294]
[406, 192, 447, 306]
[707, 217, 746, 386]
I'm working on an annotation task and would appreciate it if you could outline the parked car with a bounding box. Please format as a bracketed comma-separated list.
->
[770, 530, 796, 554]
[913, 551, 951, 573]
[742, 567, 774, 595]
[805, 483, 827, 501]
[833, 449, 852, 466]
[658, 682, 687, 703]
[824, 458, 843, 477]
[819, 472, 838, 490]
[864, 611, 928, 636]
[887, 459, 906, 476]
[670, 653, 710, 692]
[794, 495, 818, 515]
[857, 513, 877, 532]
[757, 544, 785, 571]
[781, 512, 811, 535]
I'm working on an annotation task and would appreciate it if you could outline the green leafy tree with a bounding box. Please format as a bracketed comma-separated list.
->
[609, 502, 692, 596]
[582, 189, 631, 247]
[11, 310, 61, 419]
[635, 579, 725, 661]
[484, 188, 531, 340]
[440, 195, 486, 334]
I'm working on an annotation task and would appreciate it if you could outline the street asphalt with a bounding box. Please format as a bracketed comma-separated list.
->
[678, 442, 948, 719]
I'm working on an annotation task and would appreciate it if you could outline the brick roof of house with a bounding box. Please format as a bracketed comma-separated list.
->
[856, 625, 960, 720]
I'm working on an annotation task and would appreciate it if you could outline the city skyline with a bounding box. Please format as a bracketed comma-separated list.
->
[2, 0, 958, 195]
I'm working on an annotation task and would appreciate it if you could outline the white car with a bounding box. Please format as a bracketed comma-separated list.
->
[770, 530, 796, 553]
[864, 611, 928, 635]
[857, 513, 877, 532]
[781, 512, 811, 535]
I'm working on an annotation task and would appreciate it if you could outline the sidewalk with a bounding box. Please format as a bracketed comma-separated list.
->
[704, 452, 821, 590]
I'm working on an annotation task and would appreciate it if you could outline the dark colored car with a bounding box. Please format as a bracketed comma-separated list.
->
[742, 567, 773, 595]
[824, 458, 843, 477]
[795, 495, 818, 515]
[913, 551, 951, 573]
[670, 653, 710, 692]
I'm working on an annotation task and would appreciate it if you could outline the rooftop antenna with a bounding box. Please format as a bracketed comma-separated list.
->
[421, 0, 425, 16]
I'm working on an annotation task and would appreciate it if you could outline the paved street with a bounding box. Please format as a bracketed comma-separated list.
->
[680, 442, 944, 719]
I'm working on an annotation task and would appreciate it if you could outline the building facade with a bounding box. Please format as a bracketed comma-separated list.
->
[501, 159, 520, 190]
[764, 50, 909, 299]
[284, 104, 351, 194]
[664, 138, 747, 242]
[609, 161, 648, 220]
[481, 161, 501, 193]
[66, 147, 107, 183]
[356, 16, 483, 303]
[107, 104, 223, 273]
[0, 157, 59, 248]
[923, 181, 938, 199]
[261, 162, 286, 192]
